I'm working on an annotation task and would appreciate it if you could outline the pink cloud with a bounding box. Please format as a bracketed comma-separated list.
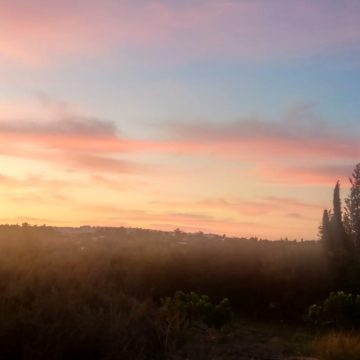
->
[215, 196, 322, 215]
[165, 109, 360, 161]
[0, 97, 207, 175]
[259, 164, 355, 186]
[1, 0, 360, 66]
[150, 195, 322, 220]
[0, 98, 152, 173]
[0, 99, 358, 185]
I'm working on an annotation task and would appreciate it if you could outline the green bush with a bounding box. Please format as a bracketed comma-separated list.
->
[161, 291, 233, 330]
[308, 291, 360, 327]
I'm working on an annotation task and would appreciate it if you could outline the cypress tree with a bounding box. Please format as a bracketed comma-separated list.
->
[331, 181, 350, 250]
[320, 209, 332, 250]
[344, 163, 360, 249]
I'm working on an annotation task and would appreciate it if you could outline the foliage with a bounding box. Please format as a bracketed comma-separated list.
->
[344, 163, 360, 249]
[331, 181, 350, 250]
[161, 291, 233, 330]
[320, 209, 333, 250]
[308, 291, 360, 327]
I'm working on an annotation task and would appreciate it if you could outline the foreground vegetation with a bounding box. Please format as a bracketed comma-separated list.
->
[0, 222, 359, 359]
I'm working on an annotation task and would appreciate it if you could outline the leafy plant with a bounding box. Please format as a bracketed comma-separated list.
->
[161, 291, 233, 330]
[308, 291, 360, 327]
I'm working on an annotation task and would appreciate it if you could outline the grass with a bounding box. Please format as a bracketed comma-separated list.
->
[312, 331, 360, 360]
[168, 319, 316, 359]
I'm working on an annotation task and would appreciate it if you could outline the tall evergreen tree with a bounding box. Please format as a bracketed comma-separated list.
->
[333, 181, 342, 227]
[344, 163, 360, 249]
[331, 181, 350, 250]
[320, 209, 332, 250]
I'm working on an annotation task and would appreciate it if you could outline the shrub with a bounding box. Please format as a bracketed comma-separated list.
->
[308, 291, 360, 327]
[160, 291, 233, 330]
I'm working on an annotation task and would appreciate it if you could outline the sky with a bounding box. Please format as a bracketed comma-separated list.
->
[0, 0, 359, 239]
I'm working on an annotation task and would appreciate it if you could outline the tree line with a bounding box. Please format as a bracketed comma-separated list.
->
[320, 163, 360, 252]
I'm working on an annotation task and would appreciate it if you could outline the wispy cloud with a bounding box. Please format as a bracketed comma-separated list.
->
[259, 164, 356, 186]
[1, 99, 357, 183]
[0, 98, 149, 174]
[68, 202, 260, 237]
[150, 195, 322, 220]
[2, 0, 360, 66]
[0, 115, 116, 136]
[156, 102, 359, 188]
[165, 107, 360, 161]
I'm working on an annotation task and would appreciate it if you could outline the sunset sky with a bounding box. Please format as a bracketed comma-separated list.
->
[0, 0, 359, 239]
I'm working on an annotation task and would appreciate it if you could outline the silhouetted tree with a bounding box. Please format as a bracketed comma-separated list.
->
[320, 209, 332, 250]
[331, 181, 350, 250]
[344, 163, 360, 249]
